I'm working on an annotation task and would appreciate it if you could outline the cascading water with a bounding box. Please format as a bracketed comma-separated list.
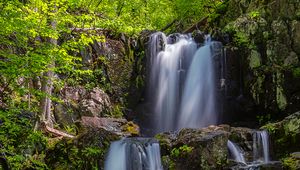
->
[227, 130, 272, 169]
[178, 36, 217, 128]
[253, 130, 270, 163]
[146, 32, 218, 134]
[104, 138, 163, 170]
[227, 140, 246, 164]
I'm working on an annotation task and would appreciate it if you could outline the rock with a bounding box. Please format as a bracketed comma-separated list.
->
[54, 86, 111, 126]
[249, 50, 262, 69]
[213, 0, 300, 120]
[292, 20, 300, 55]
[45, 127, 121, 169]
[156, 126, 230, 170]
[79, 116, 140, 137]
[79, 87, 111, 117]
[282, 152, 300, 170]
[284, 51, 299, 67]
[261, 111, 300, 158]
[228, 161, 283, 170]
[155, 124, 285, 169]
[192, 30, 206, 44]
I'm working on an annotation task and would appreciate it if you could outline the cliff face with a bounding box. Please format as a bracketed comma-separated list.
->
[208, 0, 300, 123]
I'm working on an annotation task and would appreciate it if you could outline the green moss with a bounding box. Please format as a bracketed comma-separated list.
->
[121, 121, 139, 136]
[282, 157, 300, 170]
[261, 123, 277, 134]
[171, 145, 194, 158]
[162, 156, 175, 170]
[249, 50, 262, 69]
[251, 74, 265, 104]
[276, 84, 287, 110]
[284, 118, 300, 136]
[292, 67, 300, 77]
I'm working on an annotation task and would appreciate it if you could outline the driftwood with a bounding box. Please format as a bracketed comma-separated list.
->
[41, 122, 74, 138]
[183, 16, 208, 34]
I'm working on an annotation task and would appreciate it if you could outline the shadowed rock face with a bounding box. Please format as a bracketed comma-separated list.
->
[204, 0, 300, 125]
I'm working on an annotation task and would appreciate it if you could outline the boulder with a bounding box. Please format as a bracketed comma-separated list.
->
[79, 116, 140, 137]
[282, 152, 300, 170]
[261, 111, 300, 158]
[45, 127, 121, 169]
[54, 86, 111, 126]
[79, 87, 111, 117]
[156, 126, 230, 170]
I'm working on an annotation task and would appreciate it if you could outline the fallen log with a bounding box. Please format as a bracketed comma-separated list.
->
[183, 16, 208, 34]
[41, 122, 74, 138]
[160, 19, 177, 32]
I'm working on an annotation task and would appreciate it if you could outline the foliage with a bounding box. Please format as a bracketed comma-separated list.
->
[171, 145, 194, 158]
[0, 109, 48, 169]
[282, 156, 300, 170]
[292, 67, 300, 77]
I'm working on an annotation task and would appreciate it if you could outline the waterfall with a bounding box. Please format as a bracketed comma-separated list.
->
[104, 138, 163, 170]
[178, 36, 217, 128]
[253, 130, 270, 163]
[147, 32, 219, 134]
[227, 140, 246, 164]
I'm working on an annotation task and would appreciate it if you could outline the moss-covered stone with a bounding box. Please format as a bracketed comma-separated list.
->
[282, 153, 300, 170]
[156, 127, 230, 170]
[45, 128, 121, 169]
[261, 111, 300, 158]
[249, 50, 262, 69]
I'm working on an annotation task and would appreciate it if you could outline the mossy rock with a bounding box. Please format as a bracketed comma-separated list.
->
[45, 128, 120, 170]
[261, 111, 300, 158]
[282, 152, 300, 170]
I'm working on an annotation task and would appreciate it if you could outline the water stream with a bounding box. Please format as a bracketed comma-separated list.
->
[227, 140, 246, 164]
[227, 130, 272, 169]
[253, 130, 270, 163]
[104, 138, 163, 170]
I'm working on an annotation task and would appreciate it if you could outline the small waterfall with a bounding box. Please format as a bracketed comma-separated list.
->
[253, 130, 270, 163]
[146, 32, 219, 134]
[104, 138, 163, 170]
[178, 36, 217, 129]
[227, 140, 246, 164]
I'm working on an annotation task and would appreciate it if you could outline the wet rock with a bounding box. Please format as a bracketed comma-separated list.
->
[192, 30, 205, 44]
[261, 111, 300, 158]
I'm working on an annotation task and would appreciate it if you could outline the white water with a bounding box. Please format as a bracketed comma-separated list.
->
[104, 140, 126, 170]
[227, 140, 246, 164]
[104, 138, 163, 170]
[147, 32, 218, 133]
[178, 37, 217, 128]
[253, 130, 270, 163]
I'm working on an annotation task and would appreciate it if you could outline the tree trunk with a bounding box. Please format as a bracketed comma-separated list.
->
[40, 14, 57, 127]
